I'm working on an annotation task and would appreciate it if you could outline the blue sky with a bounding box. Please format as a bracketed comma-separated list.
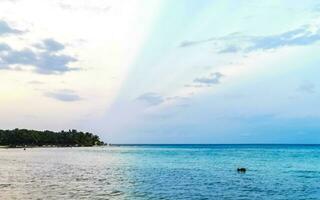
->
[1, 0, 320, 143]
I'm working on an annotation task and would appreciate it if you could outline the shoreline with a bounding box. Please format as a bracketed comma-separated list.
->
[0, 145, 106, 149]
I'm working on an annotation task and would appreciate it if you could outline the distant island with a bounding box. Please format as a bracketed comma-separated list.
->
[0, 129, 104, 148]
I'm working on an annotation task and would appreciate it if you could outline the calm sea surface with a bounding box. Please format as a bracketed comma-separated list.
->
[0, 145, 320, 199]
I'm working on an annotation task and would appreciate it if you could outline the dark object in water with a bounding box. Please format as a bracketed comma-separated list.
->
[237, 168, 246, 173]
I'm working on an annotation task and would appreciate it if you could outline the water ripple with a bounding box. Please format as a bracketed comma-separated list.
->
[0, 145, 320, 199]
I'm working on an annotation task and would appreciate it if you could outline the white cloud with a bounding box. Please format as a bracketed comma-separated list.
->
[45, 89, 82, 102]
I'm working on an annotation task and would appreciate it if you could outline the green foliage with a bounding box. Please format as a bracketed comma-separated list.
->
[0, 129, 104, 147]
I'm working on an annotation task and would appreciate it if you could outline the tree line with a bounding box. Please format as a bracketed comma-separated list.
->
[0, 129, 104, 147]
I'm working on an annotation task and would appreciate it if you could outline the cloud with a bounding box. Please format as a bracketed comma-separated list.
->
[0, 43, 11, 51]
[217, 45, 240, 53]
[0, 21, 77, 74]
[135, 93, 191, 108]
[45, 90, 82, 102]
[178, 33, 240, 48]
[0, 39, 77, 74]
[35, 52, 77, 74]
[2, 48, 37, 65]
[0, 20, 23, 35]
[193, 72, 224, 86]
[297, 81, 316, 94]
[179, 38, 214, 47]
[180, 25, 320, 53]
[136, 92, 164, 106]
[34, 39, 65, 52]
[245, 26, 320, 52]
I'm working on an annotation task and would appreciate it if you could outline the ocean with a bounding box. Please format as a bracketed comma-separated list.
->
[0, 145, 319, 199]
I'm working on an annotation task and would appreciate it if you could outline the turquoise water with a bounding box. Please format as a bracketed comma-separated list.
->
[0, 145, 320, 199]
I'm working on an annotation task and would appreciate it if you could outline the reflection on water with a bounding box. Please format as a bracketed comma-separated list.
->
[0, 145, 320, 199]
[0, 147, 136, 199]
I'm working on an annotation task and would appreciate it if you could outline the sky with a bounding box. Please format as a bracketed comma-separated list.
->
[1, 0, 320, 144]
